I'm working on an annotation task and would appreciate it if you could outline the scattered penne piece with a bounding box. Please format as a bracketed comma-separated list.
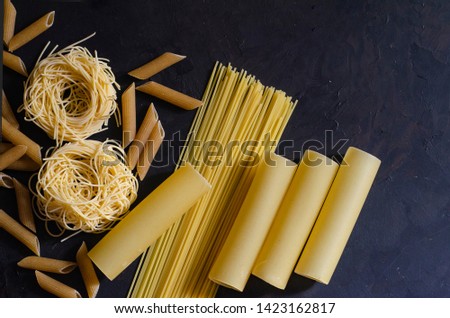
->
[128, 52, 186, 80]
[2, 90, 19, 129]
[5, 156, 41, 171]
[35, 271, 81, 298]
[18, 256, 77, 274]
[121, 82, 136, 148]
[137, 81, 203, 110]
[3, 0, 16, 46]
[0, 143, 14, 153]
[13, 178, 36, 233]
[3, 51, 28, 76]
[0, 145, 27, 171]
[8, 11, 55, 52]
[137, 121, 165, 181]
[76, 242, 100, 298]
[0, 172, 14, 188]
[0, 209, 40, 255]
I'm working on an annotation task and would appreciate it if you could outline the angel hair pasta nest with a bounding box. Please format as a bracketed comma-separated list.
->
[33, 140, 138, 235]
[21, 42, 119, 145]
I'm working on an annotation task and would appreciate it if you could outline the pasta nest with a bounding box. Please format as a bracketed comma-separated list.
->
[32, 140, 138, 235]
[22, 45, 118, 145]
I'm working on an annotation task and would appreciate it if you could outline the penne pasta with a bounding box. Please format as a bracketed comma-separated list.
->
[3, 51, 28, 76]
[18, 256, 77, 274]
[0, 145, 27, 171]
[0, 172, 14, 188]
[5, 156, 41, 171]
[76, 242, 100, 298]
[137, 121, 165, 181]
[3, 0, 16, 46]
[121, 82, 136, 148]
[0, 209, 40, 255]
[128, 52, 186, 80]
[127, 103, 158, 170]
[8, 11, 55, 52]
[35, 271, 81, 298]
[0, 143, 14, 153]
[13, 178, 36, 233]
[2, 117, 42, 165]
[137, 81, 203, 110]
[2, 90, 19, 129]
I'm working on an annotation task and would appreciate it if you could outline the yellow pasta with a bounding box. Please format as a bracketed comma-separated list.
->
[18, 256, 77, 274]
[0, 172, 14, 188]
[128, 52, 186, 80]
[8, 11, 55, 52]
[13, 178, 36, 233]
[137, 120, 165, 181]
[35, 271, 81, 298]
[122, 82, 136, 148]
[137, 81, 203, 110]
[0, 209, 40, 255]
[0, 143, 14, 153]
[3, 0, 16, 46]
[0, 144, 27, 171]
[3, 50, 28, 76]
[3, 156, 40, 171]
[76, 242, 100, 298]
[2, 90, 19, 129]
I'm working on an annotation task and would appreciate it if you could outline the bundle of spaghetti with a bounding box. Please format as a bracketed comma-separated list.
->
[20, 35, 119, 145]
[129, 62, 297, 297]
[32, 140, 138, 236]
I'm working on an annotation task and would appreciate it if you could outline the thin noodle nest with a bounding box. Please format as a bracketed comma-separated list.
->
[33, 140, 138, 235]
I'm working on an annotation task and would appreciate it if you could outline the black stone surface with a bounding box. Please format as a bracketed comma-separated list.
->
[1, 0, 449, 298]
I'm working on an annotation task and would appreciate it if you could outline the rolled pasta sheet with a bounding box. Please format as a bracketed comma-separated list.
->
[137, 81, 203, 110]
[18, 256, 77, 274]
[128, 52, 186, 80]
[76, 242, 100, 298]
[35, 271, 81, 298]
[3, 0, 16, 46]
[3, 51, 28, 76]
[0, 209, 40, 255]
[122, 82, 136, 148]
[8, 11, 55, 52]
[209, 152, 297, 292]
[137, 120, 165, 181]
[0, 145, 27, 171]
[295, 147, 381, 284]
[88, 163, 211, 280]
[252, 150, 339, 289]
[13, 178, 36, 233]
[0, 172, 14, 188]
[2, 90, 19, 129]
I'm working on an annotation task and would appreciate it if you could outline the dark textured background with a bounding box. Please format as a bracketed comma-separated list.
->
[1, 0, 450, 297]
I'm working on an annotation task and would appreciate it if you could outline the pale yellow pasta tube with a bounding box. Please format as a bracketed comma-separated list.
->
[209, 153, 297, 291]
[4, 156, 40, 171]
[0, 143, 14, 153]
[0, 172, 14, 188]
[295, 147, 381, 284]
[137, 120, 165, 181]
[13, 178, 36, 233]
[77, 242, 100, 298]
[252, 150, 339, 289]
[0, 144, 27, 171]
[2, 90, 19, 129]
[137, 81, 203, 110]
[3, 51, 28, 76]
[8, 11, 55, 52]
[88, 163, 211, 280]
[18, 256, 77, 274]
[35, 271, 81, 298]
[122, 82, 136, 148]
[3, 0, 16, 46]
[128, 52, 186, 80]
[0, 209, 40, 255]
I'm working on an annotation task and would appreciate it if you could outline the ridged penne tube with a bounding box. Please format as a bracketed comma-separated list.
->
[3, 51, 28, 76]
[2, 117, 42, 165]
[122, 82, 136, 148]
[128, 52, 186, 80]
[8, 11, 55, 52]
[76, 242, 100, 298]
[0, 172, 14, 188]
[137, 81, 203, 110]
[18, 256, 77, 274]
[0, 145, 27, 171]
[13, 178, 36, 233]
[0, 143, 14, 153]
[2, 90, 19, 129]
[4, 156, 40, 171]
[0, 209, 40, 255]
[35, 271, 81, 298]
[137, 121, 165, 181]
[3, 0, 16, 46]
[127, 103, 158, 170]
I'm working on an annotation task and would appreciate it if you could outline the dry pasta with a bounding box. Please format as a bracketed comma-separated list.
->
[0, 145, 27, 171]
[3, 156, 40, 171]
[2, 90, 19, 129]
[137, 120, 165, 181]
[32, 140, 138, 236]
[0, 172, 14, 188]
[8, 11, 55, 52]
[3, 50, 28, 76]
[0, 209, 40, 255]
[18, 256, 77, 274]
[76, 242, 100, 298]
[3, 0, 16, 46]
[13, 178, 36, 233]
[122, 82, 136, 148]
[128, 52, 186, 80]
[35, 271, 81, 298]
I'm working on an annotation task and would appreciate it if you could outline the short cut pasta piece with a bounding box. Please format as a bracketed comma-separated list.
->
[4, 156, 40, 171]
[122, 82, 136, 148]
[35, 271, 81, 298]
[76, 242, 100, 298]
[3, 51, 28, 76]
[0, 172, 14, 188]
[128, 52, 186, 80]
[2, 90, 19, 129]
[13, 178, 36, 233]
[18, 256, 77, 274]
[137, 121, 165, 181]
[0, 209, 40, 255]
[8, 11, 55, 52]
[0, 145, 27, 171]
[3, 0, 16, 46]
[137, 81, 203, 110]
